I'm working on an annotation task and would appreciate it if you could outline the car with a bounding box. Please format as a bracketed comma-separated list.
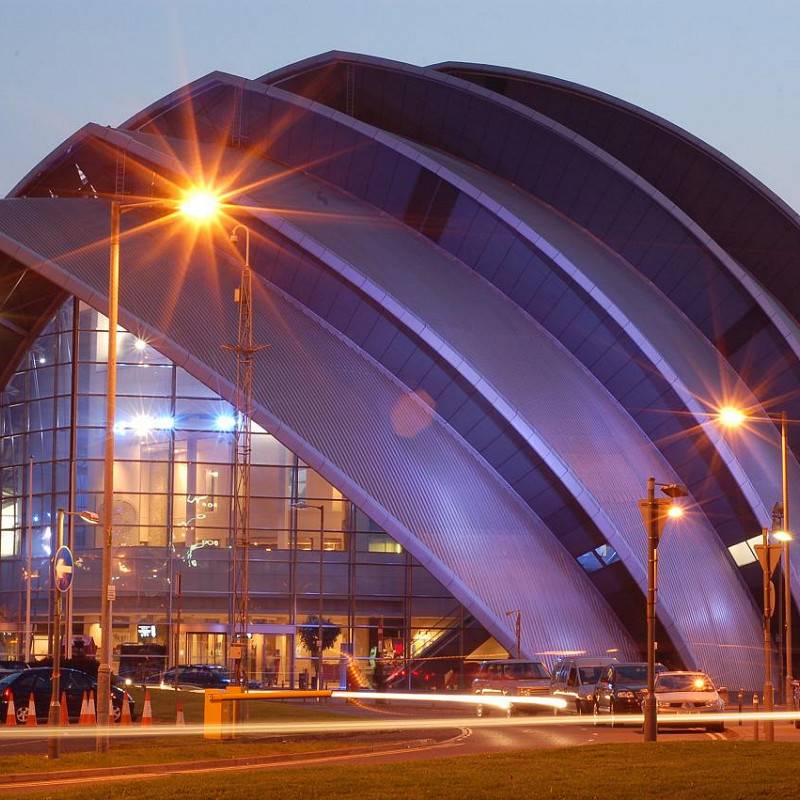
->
[650, 670, 726, 732]
[0, 660, 31, 678]
[471, 659, 551, 717]
[0, 667, 135, 724]
[144, 664, 232, 690]
[594, 661, 667, 725]
[550, 656, 617, 715]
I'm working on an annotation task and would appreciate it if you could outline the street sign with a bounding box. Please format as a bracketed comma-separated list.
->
[754, 543, 782, 577]
[638, 498, 674, 545]
[54, 546, 74, 592]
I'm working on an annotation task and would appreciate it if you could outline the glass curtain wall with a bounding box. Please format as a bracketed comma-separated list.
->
[0, 300, 486, 688]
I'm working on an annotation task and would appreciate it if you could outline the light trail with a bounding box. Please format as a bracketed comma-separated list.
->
[0, 706, 797, 743]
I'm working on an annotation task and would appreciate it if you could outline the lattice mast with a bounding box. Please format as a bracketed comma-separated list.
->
[224, 226, 265, 686]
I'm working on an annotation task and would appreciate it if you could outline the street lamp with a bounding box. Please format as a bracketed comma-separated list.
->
[293, 502, 325, 689]
[97, 190, 219, 752]
[717, 407, 793, 705]
[505, 610, 521, 659]
[754, 526, 791, 741]
[47, 508, 98, 759]
[639, 477, 687, 742]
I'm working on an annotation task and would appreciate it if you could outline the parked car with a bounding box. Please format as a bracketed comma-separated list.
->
[0, 660, 30, 678]
[550, 656, 617, 715]
[594, 661, 667, 725]
[649, 670, 726, 732]
[472, 659, 551, 717]
[0, 667, 135, 724]
[145, 664, 232, 689]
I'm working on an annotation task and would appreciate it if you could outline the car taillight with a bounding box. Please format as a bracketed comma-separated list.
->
[2, 688, 11, 700]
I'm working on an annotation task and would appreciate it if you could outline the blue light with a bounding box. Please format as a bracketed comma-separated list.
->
[216, 414, 236, 431]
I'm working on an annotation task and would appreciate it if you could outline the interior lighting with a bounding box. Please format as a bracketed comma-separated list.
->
[216, 414, 236, 431]
[115, 414, 175, 436]
[133, 338, 147, 352]
[179, 190, 220, 221]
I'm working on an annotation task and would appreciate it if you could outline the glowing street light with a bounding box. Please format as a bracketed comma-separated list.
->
[716, 406, 793, 706]
[639, 477, 687, 742]
[179, 190, 220, 220]
[97, 189, 219, 752]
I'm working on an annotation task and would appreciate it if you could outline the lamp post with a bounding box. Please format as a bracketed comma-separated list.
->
[639, 477, 687, 743]
[755, 526, 789, 741]
[505, 610, 521, 659]
[48, 508, 98, 759]
[718, 407, 793, 705]
[294, 502, 325, 688]
[97, 192, 219, 752]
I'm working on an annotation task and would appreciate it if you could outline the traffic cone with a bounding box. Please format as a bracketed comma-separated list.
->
[5, 696, 16, 726]
[120, 692, 132, 726]
[60, 692, 69, 727]
[175, 698, 185, 726]
[79, 691, 90, 726]
[26, 693, 37, 726]
[87, 690, 96, 725]
[141, 690, 153, 726]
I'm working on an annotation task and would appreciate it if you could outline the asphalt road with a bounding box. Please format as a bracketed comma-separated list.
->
[0, 704, 746, 795]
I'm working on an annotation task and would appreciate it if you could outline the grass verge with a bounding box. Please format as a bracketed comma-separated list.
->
[11, 741, 800, 799]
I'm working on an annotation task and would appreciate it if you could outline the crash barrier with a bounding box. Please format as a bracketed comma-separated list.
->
[203, 688, 333, 740]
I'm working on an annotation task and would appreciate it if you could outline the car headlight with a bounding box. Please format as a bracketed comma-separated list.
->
[617, 691, 634, 699]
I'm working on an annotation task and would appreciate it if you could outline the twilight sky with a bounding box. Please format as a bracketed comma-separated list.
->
[2, 0, 800, 211]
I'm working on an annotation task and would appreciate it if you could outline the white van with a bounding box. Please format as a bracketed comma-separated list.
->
[550, 656, 617, 715]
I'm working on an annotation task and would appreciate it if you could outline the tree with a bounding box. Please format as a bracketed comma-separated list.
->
[297, 614, 341, 687]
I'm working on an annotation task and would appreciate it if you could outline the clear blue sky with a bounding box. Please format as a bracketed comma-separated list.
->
[3, 0, 800, 211]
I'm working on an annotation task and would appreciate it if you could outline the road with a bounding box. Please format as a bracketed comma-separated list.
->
[0, 708, 739, 795]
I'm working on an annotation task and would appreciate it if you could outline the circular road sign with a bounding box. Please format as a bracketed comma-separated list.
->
[54, 546, 74, 592]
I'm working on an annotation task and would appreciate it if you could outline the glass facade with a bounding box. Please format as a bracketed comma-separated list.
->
[0, 300, 489, 687]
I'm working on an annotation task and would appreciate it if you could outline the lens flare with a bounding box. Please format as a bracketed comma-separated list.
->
[718, 406, 746, 427]
[179, 191, 220, 221]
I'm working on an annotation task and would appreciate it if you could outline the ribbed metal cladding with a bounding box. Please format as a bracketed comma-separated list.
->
[158, 137, 765, 689]
[1, 53, 797, 690]
[0, 198, 638, 665]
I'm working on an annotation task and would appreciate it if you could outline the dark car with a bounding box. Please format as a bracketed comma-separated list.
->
[144, 664, 232, 689]
[593, 661, 667, 725]
[0, 667, 135, 724]
[0, 660, 31, 678]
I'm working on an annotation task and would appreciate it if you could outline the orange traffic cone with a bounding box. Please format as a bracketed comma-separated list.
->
[120, 691, 132, 726]
[175, 698, 185, 726]
[5, 696, 16, 726]
[79, 691, 90, 725]
[141, 690, 153, 726]
[60, 692, 69, 727]
[26, 693, 37, 726]
[87, 690, 96, 725]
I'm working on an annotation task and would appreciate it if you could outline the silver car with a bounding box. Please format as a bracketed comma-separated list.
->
[472, 659, 551, 717]
[651, 670, 725, 732]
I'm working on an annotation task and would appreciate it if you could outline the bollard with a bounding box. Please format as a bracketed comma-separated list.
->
[738, 688, 744, 726]
[753, 694, 759, 741]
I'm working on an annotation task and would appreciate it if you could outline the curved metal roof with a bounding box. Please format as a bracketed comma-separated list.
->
[2, 51, 797, 689]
